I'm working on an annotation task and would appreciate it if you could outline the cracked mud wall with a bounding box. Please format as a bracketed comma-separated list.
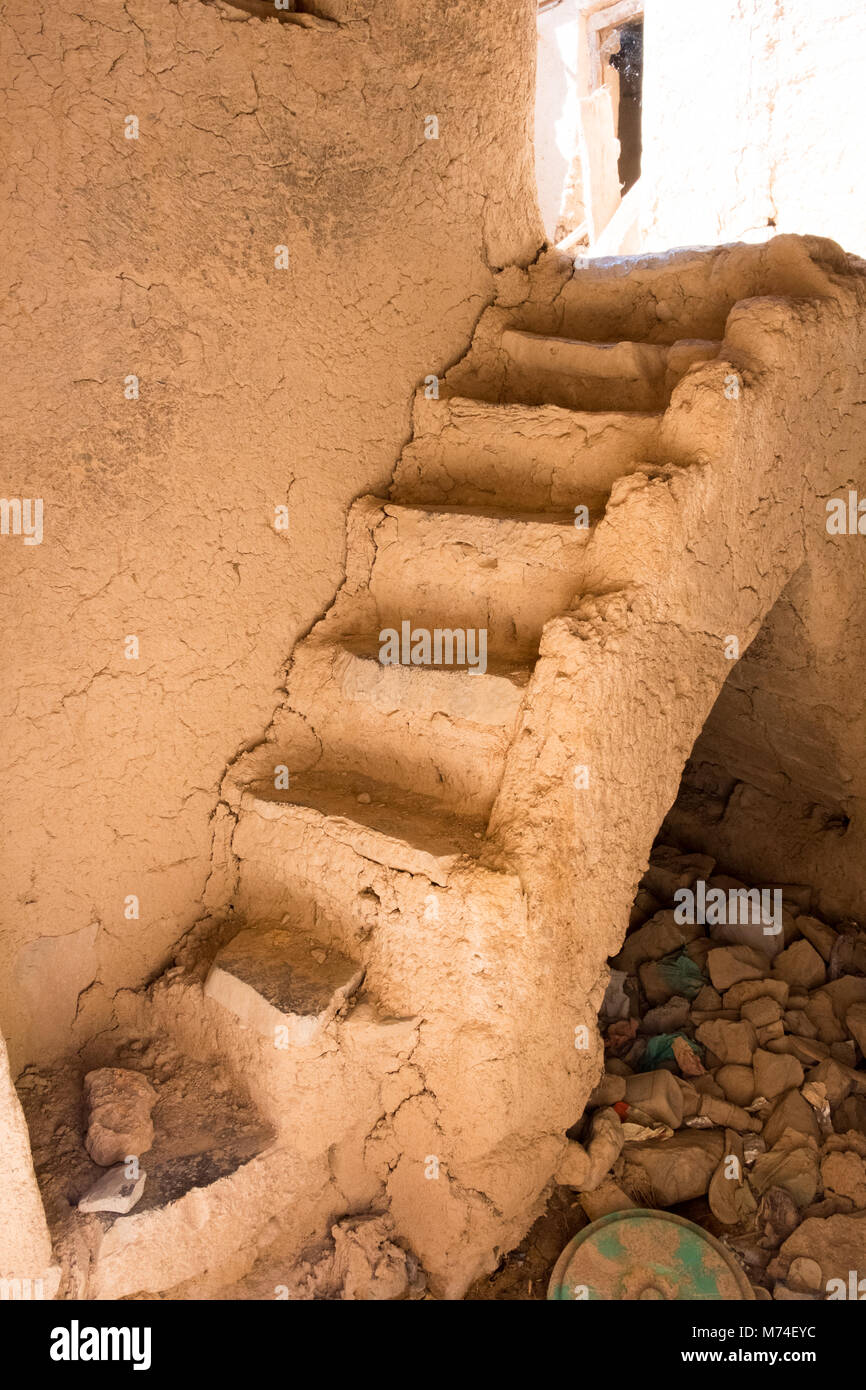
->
[0, 0, 543, 1073]
[641, 0, 866, 255]
[666, 546, 866, 925]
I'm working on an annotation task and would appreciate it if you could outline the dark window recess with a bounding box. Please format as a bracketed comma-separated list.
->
[609, 18, 643, 195]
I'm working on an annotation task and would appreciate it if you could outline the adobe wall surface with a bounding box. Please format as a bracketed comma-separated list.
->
[0, 0, 542, 1072]
[0, 1031, 59, 1294]
[641, 0, 866, 256]
[666, 537, 866, 924]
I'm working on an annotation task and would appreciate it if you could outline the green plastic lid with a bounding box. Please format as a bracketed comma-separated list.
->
[548, 1209, 755, 1301]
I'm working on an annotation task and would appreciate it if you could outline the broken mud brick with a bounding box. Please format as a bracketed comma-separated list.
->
[693, 984, 723, 1010]
[695, 1018, 757, 1066]
[716, 1064, 756, 1106]
[778, 1214, 866, 1292]
[707, 945, 769, 991]
[804, 992, 847, 1044]
[756, 1021, 785, 1045]
[741, 996, 784, 1028]
[640, 847, 715, 902]
[762, 1089, 821, 1147]
[821, 1150, 866, 1207]
[783, 1008, 818, 1037]
[797, 916, 839, 963]
[772, 939, 827, 990]
[817, 976, 866, 1026]
[753, 1048, 804, 1099]
[771, 1035, 830, 1066]
[725, 977, 790, 1009]
[641, 994, 691, 1035]
[83, 1069, 157, 1168]
[806, 1058, 862, 1108]
[614, 910, 704, 973]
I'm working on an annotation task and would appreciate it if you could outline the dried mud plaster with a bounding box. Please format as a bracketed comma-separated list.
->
[0, 0, 542, 1072]
[203, 235, 866, 1297]
[21, 233, 852, 1303]
[3, 0, 866, 1307]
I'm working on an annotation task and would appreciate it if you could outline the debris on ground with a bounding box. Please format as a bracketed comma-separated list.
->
[276, 1214, 426, 1301]
[557, 842, 866, 1300]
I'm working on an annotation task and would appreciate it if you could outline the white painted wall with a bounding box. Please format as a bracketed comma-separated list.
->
[534, 0, 583, 239]
[641, 0, 866, 254]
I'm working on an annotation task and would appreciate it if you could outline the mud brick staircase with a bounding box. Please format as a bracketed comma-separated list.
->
[34, 235, 866, 1298]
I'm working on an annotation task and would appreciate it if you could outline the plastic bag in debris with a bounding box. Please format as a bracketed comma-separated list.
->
[620, 1121, 673, 1142]
[672, 1034, 706, 1076]
[639, 1031, 705, 1073]
[801, 1080, 832, 1135]
[600, 968, 631, 1025]
[652, 949, 706, 1001]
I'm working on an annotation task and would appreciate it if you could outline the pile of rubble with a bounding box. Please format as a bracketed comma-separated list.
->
[559, 844, 866, 1300]
[77, 1067, 157, 1215]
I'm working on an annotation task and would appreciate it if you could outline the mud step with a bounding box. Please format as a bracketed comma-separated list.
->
[205, 926, 365, 1042]
[499, 330, 720, 413]
[367, 498, 591, 659]
[242, 769, 487, 885]
[394, 394, 661, 513]
[553, 238, 837, 344]
[288, 637, 530, 815]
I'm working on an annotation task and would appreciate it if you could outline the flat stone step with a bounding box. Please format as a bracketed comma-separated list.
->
[243, 769, 486, 885]
[205, 927, 364, 1042]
